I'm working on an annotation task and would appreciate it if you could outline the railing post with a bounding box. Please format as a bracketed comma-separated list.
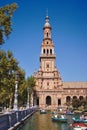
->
[16, 111, 19, 122]
[8, 114, 11, 128]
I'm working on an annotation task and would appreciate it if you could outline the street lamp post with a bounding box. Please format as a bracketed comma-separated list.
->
[13, 71, 19, 111]
[31, 92, 34, 107]
[26, 87, 29, 109]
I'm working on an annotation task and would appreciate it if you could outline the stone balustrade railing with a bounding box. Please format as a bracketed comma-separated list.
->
[0, 106, 37, 130]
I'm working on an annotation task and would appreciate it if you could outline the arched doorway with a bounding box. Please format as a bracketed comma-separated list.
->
[58, 99, 61, 106]
[66, 96, 71, 102]
[37, 97, 39, 106]
[46, 96, 51, 105]
[79, 96, 83, 100]
[73, 96, 77, 99]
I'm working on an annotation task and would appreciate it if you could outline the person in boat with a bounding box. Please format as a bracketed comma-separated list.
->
[60, 108, 62, 112]
[80, 114, 85, 120]
[84, 115, 87, 120]
[66, 107, 72, 114]
[52, 110, 56, 114]
[54, 114, 58, 118]
[61, 114, 65, 119]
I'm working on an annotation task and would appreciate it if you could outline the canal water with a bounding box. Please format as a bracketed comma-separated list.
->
[20, 111, 74, 130]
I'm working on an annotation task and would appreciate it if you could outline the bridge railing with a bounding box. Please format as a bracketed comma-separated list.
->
[0, 107, 37, 130]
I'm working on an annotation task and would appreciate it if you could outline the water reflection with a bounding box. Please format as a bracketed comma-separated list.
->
[20, 111, 74, 130]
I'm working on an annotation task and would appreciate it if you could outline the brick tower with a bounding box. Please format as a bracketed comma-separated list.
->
[34, 15, 63, 109]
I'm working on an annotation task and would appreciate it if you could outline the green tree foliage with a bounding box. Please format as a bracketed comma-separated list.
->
[80, 98, 87, 108]
[26, 76, 36, 94]
[72, 98, 87, 109]
[18, 76, 36, 107]
[26, 76, 36, 106]
[72, 98, 81, 108]
[0, 50, 25, 108]
[0, 3, 18, 45]
[18, 80, 27, 107]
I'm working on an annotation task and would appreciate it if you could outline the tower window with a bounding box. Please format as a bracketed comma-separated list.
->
[47, 82, 49, 86]
[46, 64, 49, 68]
[43, 49, 45, 54]
[47, 32, 48, 37]
[50, 49, 52, 54]
[47, 49, 49, 54]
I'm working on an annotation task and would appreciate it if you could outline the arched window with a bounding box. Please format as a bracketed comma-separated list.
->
[46, 96, 51, 105]
[50, 49, 52, 54]
[79, 96, 83, 100]
[58, 99, 61, 106]
[43, 49, 45, 54]
[66, 96, 71, 102]
[47, 32, 48, 37]
[37, 97, 39, 106]
[46, 64, 49, 68]
[47, 49, 49, 54]
[47, 82, 49, 86]
[73, 96, 77, 99]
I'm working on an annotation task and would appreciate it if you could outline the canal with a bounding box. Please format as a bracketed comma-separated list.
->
[20, 111, 74, 130]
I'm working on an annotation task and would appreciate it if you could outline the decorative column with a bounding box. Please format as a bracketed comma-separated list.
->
[31, 93, 33, 107]
[13, 71, 19, 111]
[26, 88, 29, 109]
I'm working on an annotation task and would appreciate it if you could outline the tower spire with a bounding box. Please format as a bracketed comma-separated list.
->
[46, 9, 48, 16]
[46, 9, 49, 23]
[43, 11, 51, 30]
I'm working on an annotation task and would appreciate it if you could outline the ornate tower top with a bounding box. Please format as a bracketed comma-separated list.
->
[43, 15, 52, 41]
[43, 15, 51, 29]
[40, 15, 55, 62]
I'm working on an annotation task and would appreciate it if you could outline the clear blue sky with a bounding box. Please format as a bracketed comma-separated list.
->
[0, 0, 87, 81]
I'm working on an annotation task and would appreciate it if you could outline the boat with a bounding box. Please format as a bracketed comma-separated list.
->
[51, 114, 67, 123]
[64, 112, 74, 115]
[40, 109, 47, 114]
[70, 123, 87, 130]
[72, 117, 87, 123]
[51, 111, 56, 114]
[65, 109, 74, 115]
